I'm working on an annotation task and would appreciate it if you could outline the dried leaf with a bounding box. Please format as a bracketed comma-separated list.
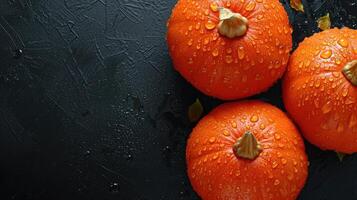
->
[188, 98, 204, 122]
[336, 152, 346, 162]
[290, 0, 304, 12]
[317, 13, 331, 30]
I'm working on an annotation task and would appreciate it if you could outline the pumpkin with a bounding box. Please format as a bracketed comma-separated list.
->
[186, 101, 308, 200]
[283, 27, 357, 154]
[167, 0, 292, 100]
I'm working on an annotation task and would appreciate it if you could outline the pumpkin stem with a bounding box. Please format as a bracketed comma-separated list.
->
[233, 131, 262, 160]
[342, 60, 357, 86]
[218, 8, 248, 39]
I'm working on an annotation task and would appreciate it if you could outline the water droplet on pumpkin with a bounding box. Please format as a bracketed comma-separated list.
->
[342, 89, 348, 97]
[187, 39, 193, 46]
[226, 1, 231, 7]
[245, 1, 256, 11]
[335, 59, 342, 65]
[320, 50, 332, 59]
[250, 115, 259, 122]
[209, 137, 216, 143]
[322, 101, 332, 114]
[212, 49, 219, 57]
[213, 154, 218, 160]
[210, 3, 218, 12]
[225, 55, 233, 63]
[338, 38, 348, 48]
[257, 15, 263, 20]
[274, 133, 281, 140]
[231, 122, 237, 128]
[235, 171, 241, 177]
[272, 161, 279, 169]
[332, 72, 340, 78]
[294, 167, 298, 173]
[204, 9, 209, 15]
[188, 25, 193, 31]
[256, 0, 263, 3]
[223, 130, 231, 136]
[238, 47, 245, 60]
[259, 124, 265, 130]
[226, 48, 232, 54]
[337, 123, 344, 132]
[281, 158, 287, 165]
[205, 20, 216, 30]
[274, 179, 280, 186]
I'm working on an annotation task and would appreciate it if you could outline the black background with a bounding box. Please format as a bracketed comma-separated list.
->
[0, 0, 356, 199]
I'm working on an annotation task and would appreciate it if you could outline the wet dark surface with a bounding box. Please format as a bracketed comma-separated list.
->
[0, 0, 356, 199]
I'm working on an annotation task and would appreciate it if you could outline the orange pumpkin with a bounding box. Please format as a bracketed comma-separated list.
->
[186, 101, 308, 200]
[283, 28, 357, 153]
[167, 0, 292, 100]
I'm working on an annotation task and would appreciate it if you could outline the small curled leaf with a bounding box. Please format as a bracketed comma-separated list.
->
[188, 98, 204, 122]
[290, 0, 304, 12]
[336, 152, 346, 162]
[317, 13, 331, 30]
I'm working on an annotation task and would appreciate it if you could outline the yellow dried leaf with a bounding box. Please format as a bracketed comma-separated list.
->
[188, 98, 203, 122]
[317, 13, 331, 30]
[290, 0, 304, 12]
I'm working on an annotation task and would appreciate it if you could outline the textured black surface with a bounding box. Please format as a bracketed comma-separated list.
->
[0, 0, 356, 200]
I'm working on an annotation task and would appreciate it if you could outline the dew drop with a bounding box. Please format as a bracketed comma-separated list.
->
[321, 101, 332, 114]
[212, 49, 219, 57]
[226, 48, 232, 54]
[188, 25, 193, 31]
[231, 122, 237, 128]
[272, 161, 279, 169]
[209, 137, 216, 143]
[259, 124, 265, 130]
[256, 0, 263, 3]
[274, 179, 280, 186]
[210, 3, 218, 12]
[245, 1, 256, 11]
[250, 115, 259, 122]
[235, 170, 241, 177]
[257, 15, 263, 20]
[223, 130, 231, 136]
[225, 55, 233, 64]
[204, 9, 209, 16]
[342, 89, 348, 97]
[205, 20, 216, 30]
[187, 39, 193, 46]
[238, 47, 245, 60]
[337, 38, 349, 48]
[320, 50, 332, 59]
[274, 133, 281, 140]
[281, 158, 287, 165]
[213, 154, 218, 160]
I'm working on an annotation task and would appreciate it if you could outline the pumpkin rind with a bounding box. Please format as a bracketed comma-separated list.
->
[167, 0, 292, 100]
[283, 28, 357, 153]
[186, 101, 308, 200]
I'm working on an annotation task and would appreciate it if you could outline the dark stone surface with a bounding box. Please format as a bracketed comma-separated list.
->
[0, 0, 356, 199]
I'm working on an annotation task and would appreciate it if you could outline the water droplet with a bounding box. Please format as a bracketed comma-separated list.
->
[274, 133, 281, 140]
[226, 48, 232, 54]
[231, 122, 237, 128]
[256, 0, 263, 3]
[245, 1, 256, 11]
[342, 89, 348, 97]
[272, 161, 279, 169]
[210, 3, 218, 12]
[223, 130, 231, 136]
[204, 9, 209, 15]
[235, 170, 241, 177]
[320, 50, 332, 59]
[278, 143, 284, 148]
[322, 101, 332, 114]
[332, 72, 340, 78]
[274, 179, 280, 186]
[187, 39, 193, 46]
[188, 58, 193, 64]
[335, 59, 342, 65]
[195, 22, 201, 30]
[259, 124, 265, 130]
[337, 123, 344, 132]
[109, 182, 120, 193]
[338, 38, 348, 48]
[281, 158, 287, 165]
[226, 1, 231, 7]
[236, 46, 245, 60]
[204, 38, 209, 45]
[209, 137, 216, 143]
[212, 48, 219, 57]
[196, 44, 201, 50]
[250, 115, 259, 122]
[257, 15, 263, 20]
[205, 20, 216, 30]
[294, 167, 298, 173]
[213, 154, 218, 160]
[225, 55, 233, 64]
[188, 25, 193, 31]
